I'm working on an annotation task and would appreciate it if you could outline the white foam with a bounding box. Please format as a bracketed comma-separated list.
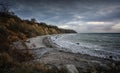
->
[50, 35, 120, 61]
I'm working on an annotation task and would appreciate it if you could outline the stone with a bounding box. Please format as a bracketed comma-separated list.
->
[76, 43, 79, 45]
[65, 64, 79, 73]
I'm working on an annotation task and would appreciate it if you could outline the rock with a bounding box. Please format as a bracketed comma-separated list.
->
[65, 64, 79, 73]
[76, 43, 79, 45]
[109, 56, 113, 59]
[45, 64, 59, 73]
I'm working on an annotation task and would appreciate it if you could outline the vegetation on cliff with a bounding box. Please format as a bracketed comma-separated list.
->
[0, 12, 76, 40]
[0, 2, 76, 73]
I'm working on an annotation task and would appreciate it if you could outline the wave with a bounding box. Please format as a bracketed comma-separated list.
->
[49, 34, 120, 61]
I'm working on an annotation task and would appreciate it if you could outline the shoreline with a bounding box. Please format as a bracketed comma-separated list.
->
[14, 34, 120, 72]
[42, 35, 119, 62]
[43, 35, 120, 61]
[40, 35, 120, 71]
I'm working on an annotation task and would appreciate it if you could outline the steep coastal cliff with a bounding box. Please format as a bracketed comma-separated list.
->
[0, 12, 76, 42]
[0, 12, 76, 73]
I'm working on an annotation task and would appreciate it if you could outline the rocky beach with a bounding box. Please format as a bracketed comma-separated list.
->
[13, 34, 120, 73]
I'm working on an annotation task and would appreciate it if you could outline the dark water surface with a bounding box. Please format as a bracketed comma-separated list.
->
[51, 33, 120, 61]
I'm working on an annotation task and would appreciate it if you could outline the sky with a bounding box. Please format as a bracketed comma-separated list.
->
[1, 0, 120, 33]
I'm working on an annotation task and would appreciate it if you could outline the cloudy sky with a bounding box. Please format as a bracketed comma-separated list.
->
[2, 0, 120, 33]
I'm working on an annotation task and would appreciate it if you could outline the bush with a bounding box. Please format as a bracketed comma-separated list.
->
[0, 52, 14, 73]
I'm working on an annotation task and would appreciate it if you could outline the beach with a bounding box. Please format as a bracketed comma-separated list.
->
[15, 34, 119, 73]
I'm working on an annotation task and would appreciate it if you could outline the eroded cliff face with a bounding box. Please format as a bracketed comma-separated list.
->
[0, 12, 76, 63]
[0, 12, 76, 42]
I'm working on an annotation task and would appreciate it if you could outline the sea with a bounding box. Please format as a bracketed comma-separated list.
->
[50, 33, 120, 61]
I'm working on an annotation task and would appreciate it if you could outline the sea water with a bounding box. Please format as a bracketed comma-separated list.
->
[50, 33, 120, 61]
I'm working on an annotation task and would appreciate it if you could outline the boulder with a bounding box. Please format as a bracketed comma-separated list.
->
[65, 64, 79, 73]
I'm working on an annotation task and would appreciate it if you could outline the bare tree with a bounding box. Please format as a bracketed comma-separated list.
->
[31, 18, 36, 23]
[0, 2, 11, 13]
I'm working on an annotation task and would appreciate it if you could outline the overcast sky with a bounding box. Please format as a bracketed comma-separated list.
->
[1, 0, 120, 33]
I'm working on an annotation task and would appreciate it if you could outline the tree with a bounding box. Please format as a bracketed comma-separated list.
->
[0, 2, 11, 13]
[31, 18, 36, 23]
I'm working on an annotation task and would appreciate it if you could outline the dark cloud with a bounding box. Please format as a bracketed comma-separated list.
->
[80, 6, 120, 22]
[1, 0, 120, 32]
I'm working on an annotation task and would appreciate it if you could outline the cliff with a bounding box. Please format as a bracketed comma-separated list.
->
[0, 12, 77, 73]
[0, 11, 76, 60]
[0, 12, 76, 42]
